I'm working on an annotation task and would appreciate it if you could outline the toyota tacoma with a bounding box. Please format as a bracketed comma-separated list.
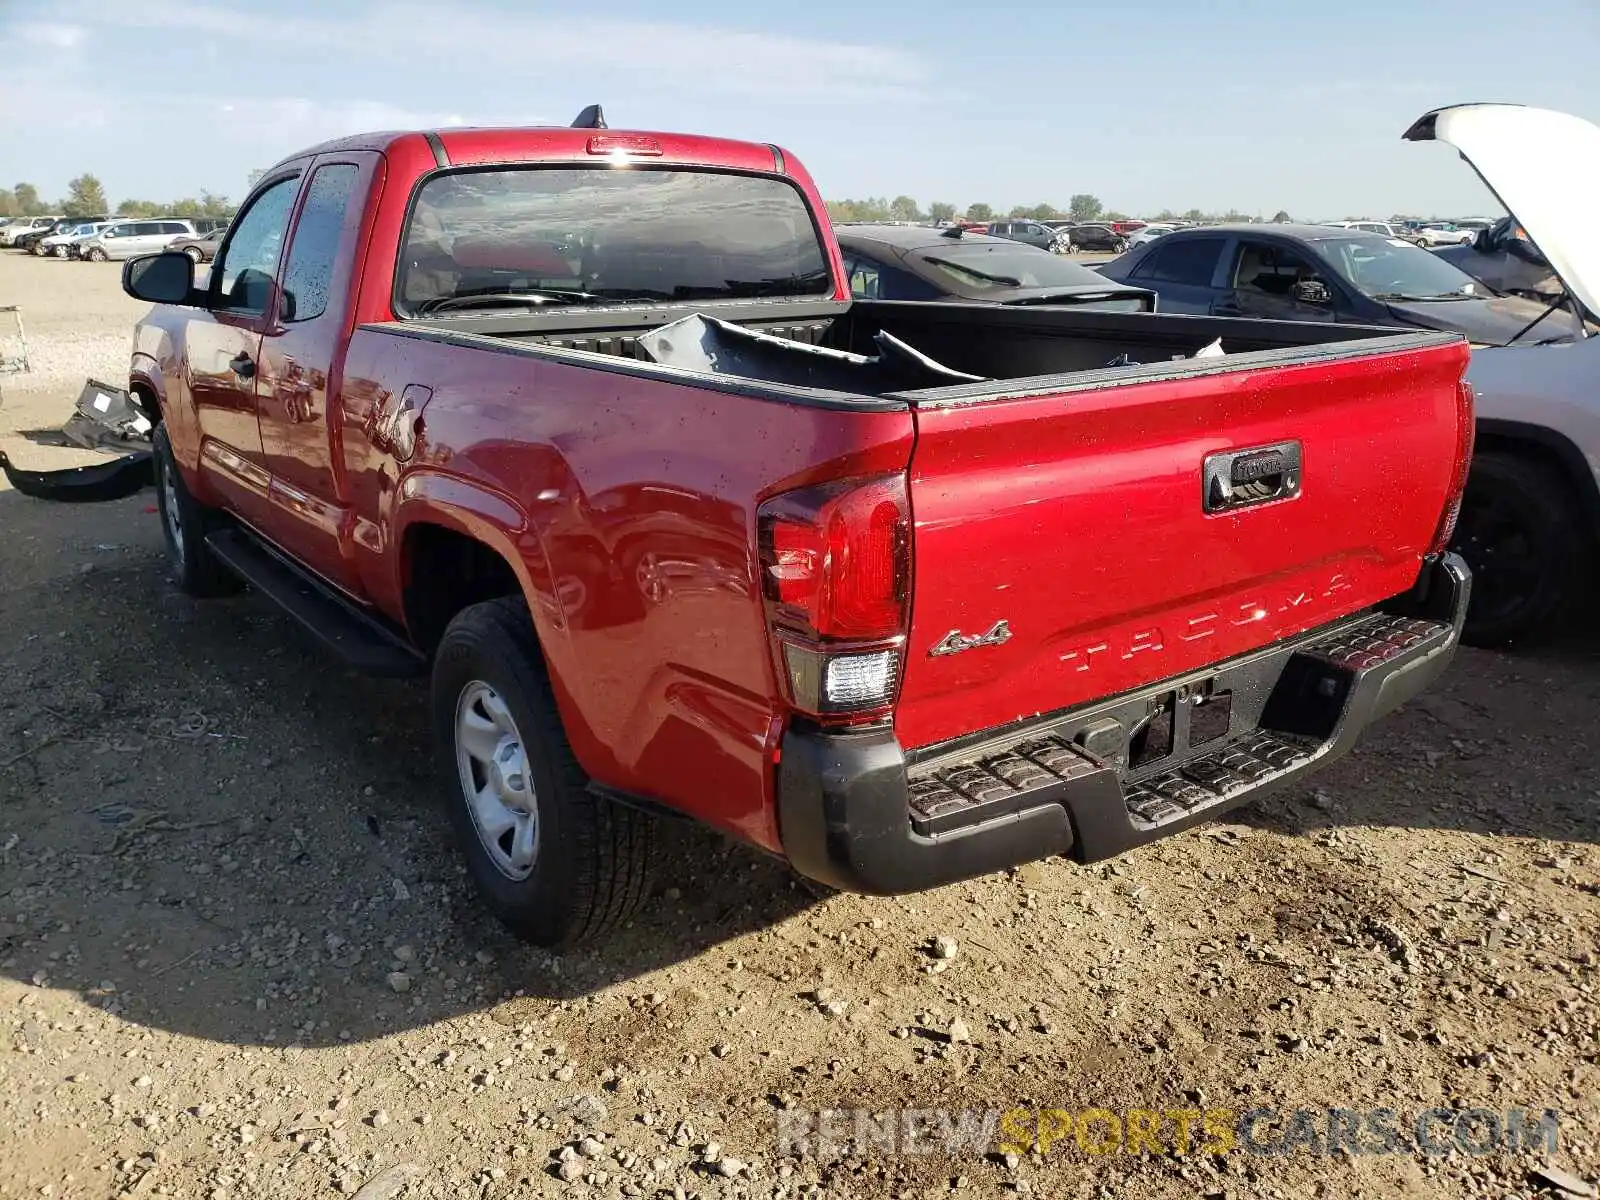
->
[19, 107, 1474, 946]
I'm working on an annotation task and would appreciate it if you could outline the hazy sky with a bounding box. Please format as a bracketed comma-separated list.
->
[2, 0, 1597, 218]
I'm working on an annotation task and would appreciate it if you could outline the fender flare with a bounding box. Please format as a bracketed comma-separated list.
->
[390, 470, 565, 645]
[126, 355, 167, 425]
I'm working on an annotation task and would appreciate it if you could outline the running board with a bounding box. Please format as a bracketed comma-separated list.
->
[204, 528, 425, 677]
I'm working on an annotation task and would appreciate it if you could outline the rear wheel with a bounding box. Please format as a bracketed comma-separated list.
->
[1452, 451, 1591, 646]
[431, 596, 657, 948]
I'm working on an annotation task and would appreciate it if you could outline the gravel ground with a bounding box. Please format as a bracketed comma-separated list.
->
[1, 252, 1597, 1200]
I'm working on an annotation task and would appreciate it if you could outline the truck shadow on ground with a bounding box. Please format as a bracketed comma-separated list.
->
[3, 489, 1596, 1052]
[0, 489, 818, 1051]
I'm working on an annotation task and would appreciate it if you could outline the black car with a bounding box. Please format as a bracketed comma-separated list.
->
[1066, 224, 1127, 253]
[835, 225, 1154, 309]
[14, 216, 108, 254]
[1095, 223, 1580, 343]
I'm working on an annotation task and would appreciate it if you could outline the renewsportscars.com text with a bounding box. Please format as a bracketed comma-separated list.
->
[775, 1106, 1561, 1159]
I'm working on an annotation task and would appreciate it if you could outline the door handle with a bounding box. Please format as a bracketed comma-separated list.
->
[1202, 441, 1302, 513]
[229, 352, 255, 379]
[1212, 300, 1244, 316]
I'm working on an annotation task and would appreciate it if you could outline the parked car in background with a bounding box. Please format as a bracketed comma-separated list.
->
[0, 216, 61, 246]
[1414, 222, 1475, 247]
[76, 218, 197, 261]
[15, 216, 103, 254]
[169, 226, 227, 264]
[1433, 215, 1560, 301]
[837, 225, 1154, 308]
[1126, 223, 1176, 248]
[1326, 220, 1407, 239]
[1094, 223, 1578, 345]
[1404, 102, 1600, 645]
[1066, 223, 1127, 253]
[37, 220, 117, 258]
[984, 218, 1067, 252]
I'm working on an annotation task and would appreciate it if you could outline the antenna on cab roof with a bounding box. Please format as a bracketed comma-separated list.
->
[571, 105, 608, 130]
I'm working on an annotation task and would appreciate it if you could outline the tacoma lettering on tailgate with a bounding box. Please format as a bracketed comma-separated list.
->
[1059, 572, 1355, 674]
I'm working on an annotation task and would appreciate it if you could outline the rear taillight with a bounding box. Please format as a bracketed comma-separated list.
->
[758, 474, 910, 723]
[1428, 378, 1477, 554]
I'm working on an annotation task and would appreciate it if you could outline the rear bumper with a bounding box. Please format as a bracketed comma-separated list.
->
[777, 553, 1469, 894]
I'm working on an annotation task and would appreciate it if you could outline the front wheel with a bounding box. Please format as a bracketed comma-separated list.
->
[152, 424, 240, 597]
[184, 246, 204, 264]
[86, 246, 107, 262]
[1452, 451, 1591, 646]
[431, 597, 657, 948]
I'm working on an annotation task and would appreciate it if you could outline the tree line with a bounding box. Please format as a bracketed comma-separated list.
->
[0, 174, 237, 222]
[826, 195, 1293, 225]
[8, 176, 1305, 230]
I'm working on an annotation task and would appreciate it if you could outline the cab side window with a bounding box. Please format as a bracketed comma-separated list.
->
[213, 176, 301, 314]
[281, 164, 359, 323]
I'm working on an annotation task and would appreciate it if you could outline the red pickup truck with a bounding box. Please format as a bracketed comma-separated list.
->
[92, 109, 1471, 946]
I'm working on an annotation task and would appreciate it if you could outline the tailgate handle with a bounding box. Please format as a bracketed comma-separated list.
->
[1203, 440, 1302, 513]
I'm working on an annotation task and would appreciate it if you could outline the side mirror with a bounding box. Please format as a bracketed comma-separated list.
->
[123, 252, 198, 306]
[1292, 279, 1332, 305]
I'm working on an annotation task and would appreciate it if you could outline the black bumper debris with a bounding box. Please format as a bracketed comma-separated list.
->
[0, 449, 154, 502]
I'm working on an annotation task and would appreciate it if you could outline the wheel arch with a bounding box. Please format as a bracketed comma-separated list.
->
[1473, 418, 1600, 536]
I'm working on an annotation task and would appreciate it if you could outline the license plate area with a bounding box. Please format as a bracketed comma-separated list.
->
[1127, 681, 1235, 776]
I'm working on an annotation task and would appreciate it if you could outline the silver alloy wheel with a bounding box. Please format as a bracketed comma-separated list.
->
[454, 680, 539, 880]
[160, 455, 186, 567]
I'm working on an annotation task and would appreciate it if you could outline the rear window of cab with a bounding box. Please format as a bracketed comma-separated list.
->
[396, 167, 833, 315]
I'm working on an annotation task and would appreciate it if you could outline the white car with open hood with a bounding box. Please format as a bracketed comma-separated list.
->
[1403, 102, 1600, 646]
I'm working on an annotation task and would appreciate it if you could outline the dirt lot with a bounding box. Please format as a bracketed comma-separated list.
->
[1, 252, 1597, 1200]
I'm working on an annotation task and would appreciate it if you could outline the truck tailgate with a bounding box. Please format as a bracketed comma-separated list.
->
[896, 340, 1470, 752]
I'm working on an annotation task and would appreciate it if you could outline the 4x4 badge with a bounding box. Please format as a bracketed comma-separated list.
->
[929, 619, 1013, 657]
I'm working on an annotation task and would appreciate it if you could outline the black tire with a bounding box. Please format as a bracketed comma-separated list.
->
[431, 596, 656, 947]
[183, 246, 204, 264]
[87, 246, 107, 262]
[152, 424, 239, 597]
[1452, 450, 1592, 647]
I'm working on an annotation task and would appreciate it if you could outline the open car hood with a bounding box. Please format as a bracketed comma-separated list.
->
[1403, 103, 1600, 321]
